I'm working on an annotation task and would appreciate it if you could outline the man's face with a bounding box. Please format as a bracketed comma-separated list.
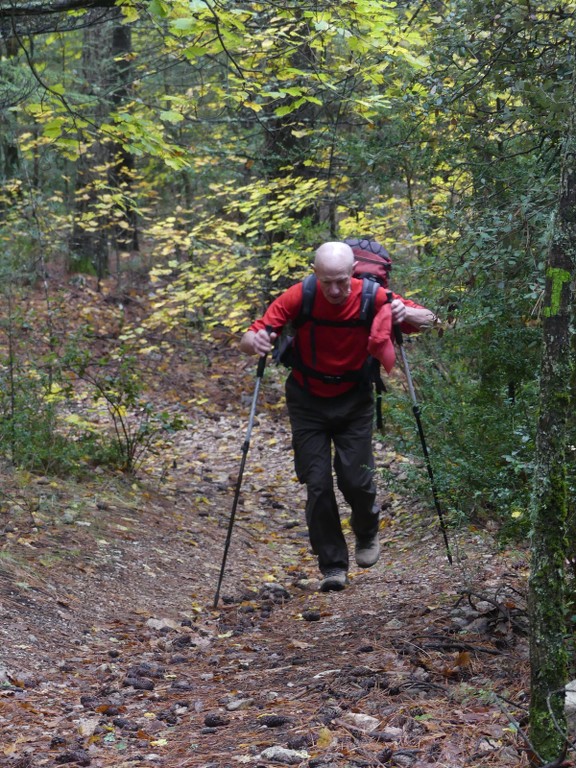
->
[315, 262, 355, 305]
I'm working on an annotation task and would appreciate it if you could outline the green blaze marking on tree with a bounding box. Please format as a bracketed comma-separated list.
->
[544, 267, 571, 317]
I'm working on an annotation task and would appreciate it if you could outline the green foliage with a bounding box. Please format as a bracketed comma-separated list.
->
[0, 350, 120, 477]
[62, 336, 187, 474]
[380, 325, 539, 541]
[0, 181, 67, 278]
[0, 365, 71, 475]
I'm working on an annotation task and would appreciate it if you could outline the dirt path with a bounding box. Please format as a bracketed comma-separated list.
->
[0, 352, 531, 768]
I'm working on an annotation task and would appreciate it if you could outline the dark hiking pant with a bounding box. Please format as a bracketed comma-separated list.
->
[285, 375, 379, 574]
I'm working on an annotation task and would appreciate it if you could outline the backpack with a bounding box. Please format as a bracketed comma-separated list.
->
[344, 237, 392, 287]
[275, 237, 393, 430]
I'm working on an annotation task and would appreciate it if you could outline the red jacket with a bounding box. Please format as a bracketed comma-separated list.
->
[250, 278, 421, 398]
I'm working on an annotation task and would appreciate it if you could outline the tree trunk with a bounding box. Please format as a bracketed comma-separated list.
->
[108, 21, 139, 259]
[0, 38, 22, 183]
[528, 60, 576, 764]
[69, 20, 110, 278]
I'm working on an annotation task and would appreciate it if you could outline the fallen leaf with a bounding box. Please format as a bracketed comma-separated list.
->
[316, 726, 333, 748]
[78, 717, 100, 737]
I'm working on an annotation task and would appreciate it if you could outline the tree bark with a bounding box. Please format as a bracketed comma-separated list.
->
[528, 59, 576, 763]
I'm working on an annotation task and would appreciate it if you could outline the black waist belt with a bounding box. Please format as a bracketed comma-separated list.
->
[294, 359, 370, 385]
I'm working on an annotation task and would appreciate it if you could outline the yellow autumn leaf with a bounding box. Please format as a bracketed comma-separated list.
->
[316, 727, 333, 748]
[3, 736, 27, 757]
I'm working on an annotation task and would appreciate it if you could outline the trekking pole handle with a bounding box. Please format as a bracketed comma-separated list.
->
[256, 353, 267, 378]
[255, 326, 274, 377]
[387, 291, 404, 346]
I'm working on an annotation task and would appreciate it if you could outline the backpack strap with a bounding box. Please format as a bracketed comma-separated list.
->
[363, 282, 390, 431]
[294, 274, 317, 328]
[370, 357, 387, 432]
[359, 277, 380, 325]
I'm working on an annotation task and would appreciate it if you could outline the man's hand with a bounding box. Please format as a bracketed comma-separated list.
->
[390, 298, 407, 324]
[241, 328, 277, 356]
[389, 298, 438, 329]
[253, 328, 276, 355]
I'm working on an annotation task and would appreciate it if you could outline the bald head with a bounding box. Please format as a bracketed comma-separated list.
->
[314, 242, 355, 274]
[313, 242, 356, 305]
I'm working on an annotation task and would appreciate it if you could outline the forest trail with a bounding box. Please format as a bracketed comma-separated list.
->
[0, 345, 531, 768]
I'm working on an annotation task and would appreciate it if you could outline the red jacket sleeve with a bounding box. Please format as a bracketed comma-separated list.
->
[249, 283, 303, 333]
[367, 303, 395, 373]
[367, 288, 425, 373]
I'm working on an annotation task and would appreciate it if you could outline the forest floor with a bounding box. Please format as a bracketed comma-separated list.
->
[0, 275, 535, 768]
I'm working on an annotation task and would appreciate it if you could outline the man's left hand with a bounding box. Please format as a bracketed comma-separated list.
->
[390, 298, 406, 324]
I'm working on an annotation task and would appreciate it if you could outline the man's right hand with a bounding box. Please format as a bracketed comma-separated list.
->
[242, 328, 277, 356]
[254, 328, 277, 355]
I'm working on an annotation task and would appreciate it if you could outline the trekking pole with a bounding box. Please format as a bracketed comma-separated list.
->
[388, 295, 453, 565]
[213, 336, 270, 608]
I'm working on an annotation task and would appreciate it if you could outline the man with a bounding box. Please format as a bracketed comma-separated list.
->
[240, 241, 435, 592]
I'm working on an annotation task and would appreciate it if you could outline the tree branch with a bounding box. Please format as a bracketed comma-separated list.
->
[0, 0, 117, 16]
[0, 1, 120, 40]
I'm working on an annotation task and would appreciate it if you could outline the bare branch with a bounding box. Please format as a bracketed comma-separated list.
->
[0, 0, 117, 16]
[0, 0, 120, 37]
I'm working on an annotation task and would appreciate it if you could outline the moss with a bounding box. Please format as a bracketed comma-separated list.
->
[529, 708, 566, 765]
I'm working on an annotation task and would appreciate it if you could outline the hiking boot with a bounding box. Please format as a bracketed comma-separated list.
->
[319, 568, 348, 592]
[355, 534, 380, 568]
